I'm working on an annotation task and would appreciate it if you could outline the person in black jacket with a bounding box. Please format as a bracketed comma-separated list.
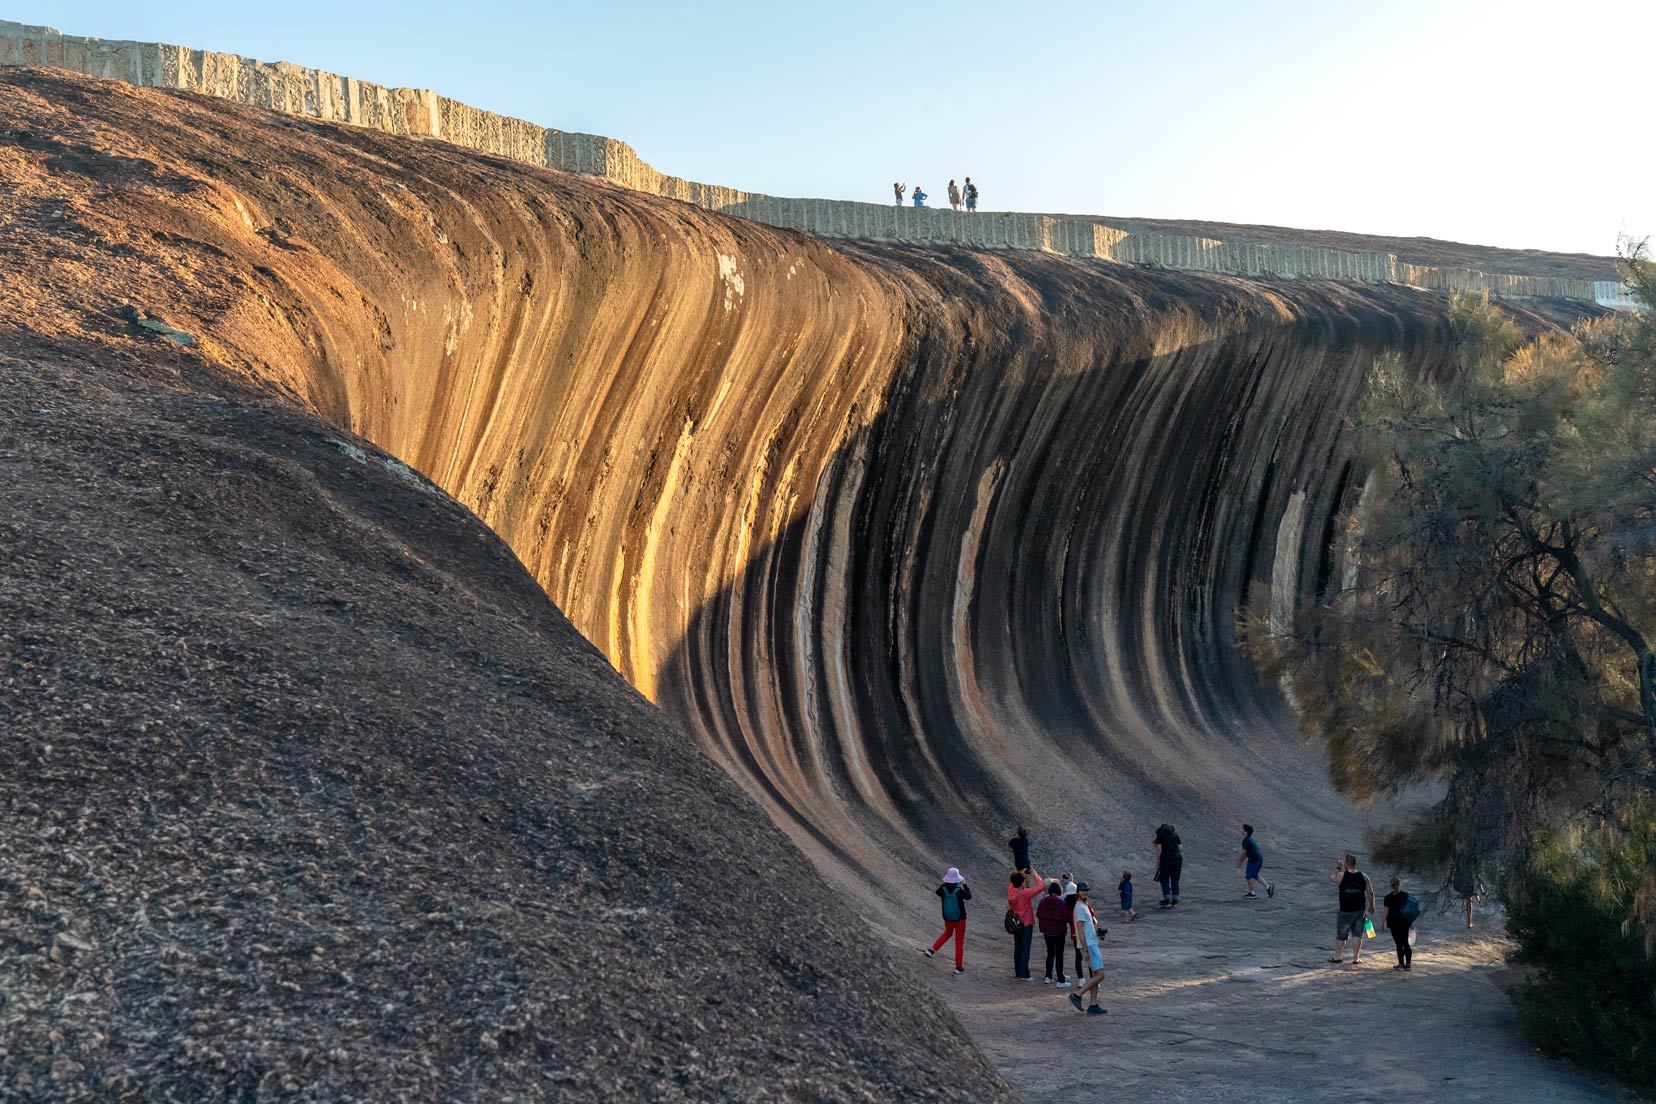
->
[924, 867, 971, 973]
[1009, 826, 1031, 872]
[1154, 824, 1183, 907]
[1036, 881, 1071, 988]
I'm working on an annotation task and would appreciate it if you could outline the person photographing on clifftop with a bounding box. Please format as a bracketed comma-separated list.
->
[893, 182, 906, 206]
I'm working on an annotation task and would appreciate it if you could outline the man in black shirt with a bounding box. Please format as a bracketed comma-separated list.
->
[1328, 853, 1374, 964]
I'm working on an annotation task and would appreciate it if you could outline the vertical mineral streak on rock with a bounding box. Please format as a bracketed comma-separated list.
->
[1271, 491, 1309, 637]
[948, 459, 1006, 763]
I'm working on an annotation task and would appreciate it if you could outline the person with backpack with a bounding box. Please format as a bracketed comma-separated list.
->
[924, 867, 971, 973]
[1066, 882, 1108, 1016]
[1328, 853, 1375, 964]
[964, 177, 979, 212]
[1005, 866, 1044, 981]
[1009, 826, 1032, 872]
[1036, 881, 1071, 987]
[1237, 823, 1275, 899]
[1380, 876, 1421, 970]
[1153, 824, 1183, 907]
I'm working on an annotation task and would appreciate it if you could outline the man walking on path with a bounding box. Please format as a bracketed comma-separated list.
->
[1153, 824, 1183, 907]
[1009, 826, 1031, 872]
[1066, 883, 1107, 1016]
[893, 182, 906, 206]
[924, 867, 971, 973]
[1237, 824, 1275, 899]
[1006, 867, 1044, 981]
[1329, 853, 1375, 964]
[1036, 881, 1071, 987]
[964, 177, 978, 212]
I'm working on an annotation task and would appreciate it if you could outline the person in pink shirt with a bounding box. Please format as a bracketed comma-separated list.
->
[1006, 866, 1044, 981]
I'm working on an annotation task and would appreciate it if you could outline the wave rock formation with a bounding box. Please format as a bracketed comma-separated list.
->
[3, 66, 1605, 882]
[1, 41, 1622, 1097]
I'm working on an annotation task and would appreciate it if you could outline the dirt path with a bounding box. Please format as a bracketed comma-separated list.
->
[911, 837, 1621, 1102]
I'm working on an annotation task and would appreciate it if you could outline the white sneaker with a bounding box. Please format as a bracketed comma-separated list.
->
[1043, 977, 1053, 985]
[1056, 981, 1072, 989]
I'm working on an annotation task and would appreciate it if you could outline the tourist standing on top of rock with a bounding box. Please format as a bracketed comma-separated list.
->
[1009, 825, 1032, 872]
[947, 179, 962, 211]
[911, 186, 928, 208]
[924, 867, 971, 973]
[1329, 853, 1375, 965]
[964, 177, 979, 212]
[1066, 883, 1108, 1016]
[1237, 823, 1275, 899]
[1380, 875, 1421, 971]
[1006, 866, 1044, 981]
[893, 181, 906, 206]
[1153, 823, 1183, 907]
[1036, 881, 1071, 987]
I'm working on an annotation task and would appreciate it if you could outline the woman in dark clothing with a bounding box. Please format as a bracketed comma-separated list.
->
[1380, 876, 1414, 970]
[1036, 881, 1071, 987]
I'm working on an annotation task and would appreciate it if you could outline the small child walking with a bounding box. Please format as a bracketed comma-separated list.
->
[1118, 870, 1137, 921]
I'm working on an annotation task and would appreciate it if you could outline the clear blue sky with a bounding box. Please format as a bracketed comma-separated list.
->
[33, 0, 1655, 256]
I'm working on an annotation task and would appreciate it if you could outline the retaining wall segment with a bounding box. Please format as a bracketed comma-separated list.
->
[0, 18, 1627, 305]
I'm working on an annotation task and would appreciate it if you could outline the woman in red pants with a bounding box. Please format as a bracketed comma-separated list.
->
[923, 867, 972, 973]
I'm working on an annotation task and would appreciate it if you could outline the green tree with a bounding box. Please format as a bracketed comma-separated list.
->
[1248, 242, 1656, 1084]
[1249, 243, 1656, 884]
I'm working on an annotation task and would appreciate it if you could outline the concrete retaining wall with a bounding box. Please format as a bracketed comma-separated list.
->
[0, 19, 1619, 304]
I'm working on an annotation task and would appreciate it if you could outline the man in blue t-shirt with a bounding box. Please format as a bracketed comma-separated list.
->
[1236, 823, 1275, 899]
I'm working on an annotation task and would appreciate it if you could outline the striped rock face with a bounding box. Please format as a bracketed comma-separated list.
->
[0, 67, 1599, 891]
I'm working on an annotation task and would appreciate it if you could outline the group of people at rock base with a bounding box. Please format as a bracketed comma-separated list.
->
[924, 823, 1430, 1017]
[892, 178, 978, 211]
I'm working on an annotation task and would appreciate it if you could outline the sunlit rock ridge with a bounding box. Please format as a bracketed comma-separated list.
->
[0, 18, 1636, 308]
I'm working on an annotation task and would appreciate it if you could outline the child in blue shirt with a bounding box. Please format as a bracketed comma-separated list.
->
[1119, 871, 1137, 922]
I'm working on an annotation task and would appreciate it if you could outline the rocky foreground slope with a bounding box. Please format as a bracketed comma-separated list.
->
[0, 68, 1607, 1098]
[0, 71, 1017, 1102]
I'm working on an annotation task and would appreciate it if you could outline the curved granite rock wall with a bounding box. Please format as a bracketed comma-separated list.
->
[2, 70, 1591, 879]
[0, 19, 1627, 305]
